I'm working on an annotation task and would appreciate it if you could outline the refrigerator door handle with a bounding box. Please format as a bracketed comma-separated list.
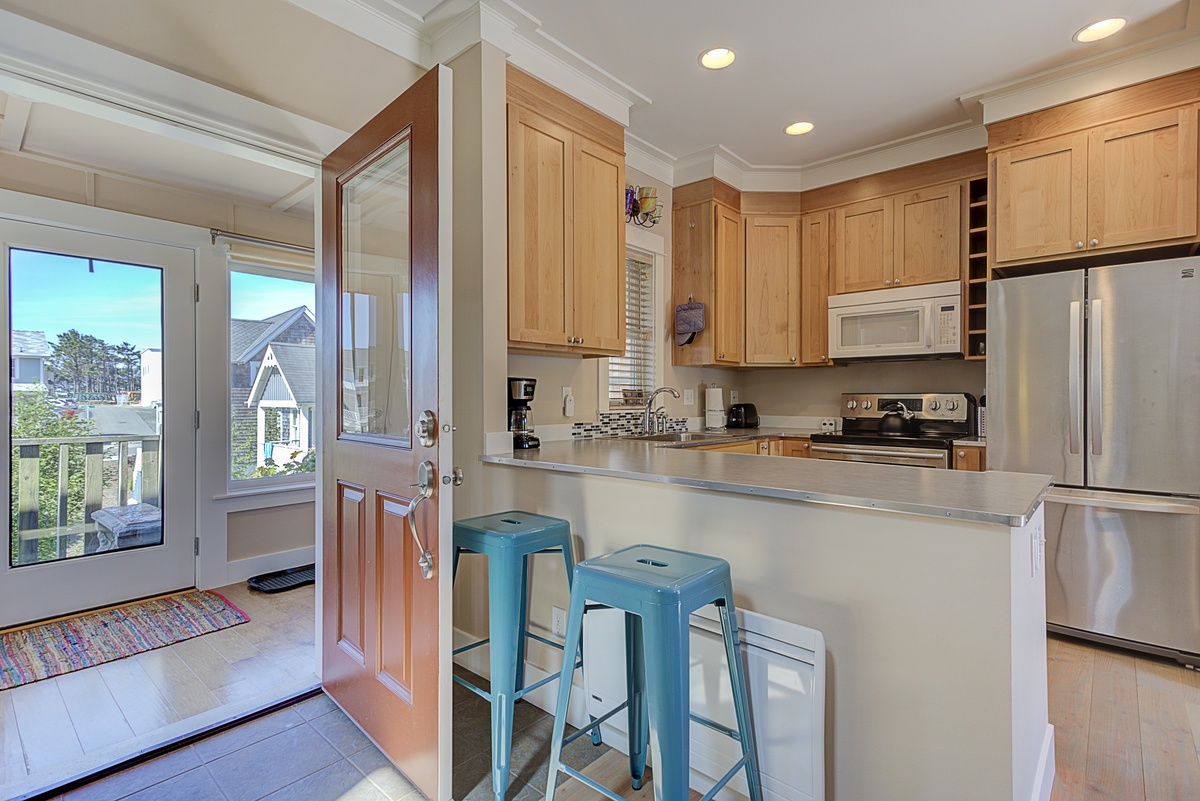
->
[1089, 299, 1103, 455]
[1048, 491, 1200, 516]
[1068, 301, 1083, 455]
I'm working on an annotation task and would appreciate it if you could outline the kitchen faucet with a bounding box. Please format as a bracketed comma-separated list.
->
[643, 387, 680, 434]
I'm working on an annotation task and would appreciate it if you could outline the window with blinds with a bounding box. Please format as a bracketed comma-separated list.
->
[608, 251, 655, 408]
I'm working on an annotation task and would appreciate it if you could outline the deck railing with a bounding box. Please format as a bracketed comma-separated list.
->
[11, 434, 160, 563]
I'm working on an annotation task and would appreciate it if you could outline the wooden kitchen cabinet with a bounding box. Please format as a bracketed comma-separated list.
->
[693, 439, 759, 454]
[833, 183, 961, 293]
[744, 216, 800, 365]
[953, 444, 986, 471]
[799, 211, 832, 365]
[673, 180, 744, 366]
[780, 437, 812, 458]
[507, 69, 625, 356]
[993, 107, 1198, 265]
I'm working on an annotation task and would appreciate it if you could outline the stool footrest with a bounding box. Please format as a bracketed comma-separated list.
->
[698, 754, 750, 801]
[452, 638, 490, 656]
[523, 631, 566, 652]
[513, 665, 570, 701]
[562, 700, 627, 747]
[689, 712, 742, 742]
[452, 674, 491, 702]
[559, 764, 627, 801]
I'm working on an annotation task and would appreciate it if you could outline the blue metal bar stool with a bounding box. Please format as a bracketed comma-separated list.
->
[452, 511, 580, 801]
[545, 544, 763, 801]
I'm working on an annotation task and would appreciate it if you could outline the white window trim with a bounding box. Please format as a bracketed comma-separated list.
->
[597, 226, 666, 414]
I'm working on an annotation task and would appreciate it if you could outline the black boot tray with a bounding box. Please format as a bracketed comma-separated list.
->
[247, 564, 316, 593]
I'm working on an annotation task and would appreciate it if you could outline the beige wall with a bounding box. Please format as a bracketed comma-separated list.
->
[226, 502, 316, 561]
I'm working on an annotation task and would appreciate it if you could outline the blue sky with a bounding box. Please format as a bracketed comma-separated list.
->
[10, 249, 314, 352]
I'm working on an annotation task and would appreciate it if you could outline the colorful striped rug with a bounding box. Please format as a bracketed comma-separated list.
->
[0, 590, 249, 690]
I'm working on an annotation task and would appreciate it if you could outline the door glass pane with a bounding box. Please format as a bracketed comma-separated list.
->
[9, 249, 164, 567]
[229, 270, 316, 481]
[340, 139, 412, 441]
[840, 308, 922, 347]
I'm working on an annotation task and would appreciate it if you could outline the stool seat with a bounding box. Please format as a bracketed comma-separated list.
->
[452, 511, 577, 801]
[546, 544, 763, 801]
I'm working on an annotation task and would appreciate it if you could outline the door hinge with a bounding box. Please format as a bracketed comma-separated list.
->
[194, 537, 200, 556]
[195, 410, 200, 429]
[194, 283, 200, 303]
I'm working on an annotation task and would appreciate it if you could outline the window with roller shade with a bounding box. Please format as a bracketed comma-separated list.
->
[608, 250, 655, 409]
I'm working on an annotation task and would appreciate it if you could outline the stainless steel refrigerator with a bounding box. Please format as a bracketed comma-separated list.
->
[988, 258, 1200, 664]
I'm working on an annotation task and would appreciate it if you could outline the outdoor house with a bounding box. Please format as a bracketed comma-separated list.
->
[246, 342, 316, 469]
[10, 330, 50, 392]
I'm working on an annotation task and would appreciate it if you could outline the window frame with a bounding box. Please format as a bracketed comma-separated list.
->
[598, 226, 666, 413]
[226, 259, 317, 491]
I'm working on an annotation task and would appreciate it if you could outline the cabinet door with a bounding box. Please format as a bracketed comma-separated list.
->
[894, 183, 961, 287]
[781, 438, 811, 457]
[672, 203, 713, 367]
[1088, 107, 1198, 251]
[993, 133, 1088, 263]
[507, 105, 572, 346]
[834, 197, 893, 293]
[953, 447, 985, 471]
[713, 205, 744, 364]
[799, 211, 832, 365]
[744, 216, 800, 365]
[572, 137, 626, 353]
[697, 440, 758, 454]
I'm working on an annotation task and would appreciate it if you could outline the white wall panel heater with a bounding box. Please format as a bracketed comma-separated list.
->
[582, 606, 826, 801]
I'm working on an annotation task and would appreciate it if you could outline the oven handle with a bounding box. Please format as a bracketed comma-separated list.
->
[810, 445, 946, 459]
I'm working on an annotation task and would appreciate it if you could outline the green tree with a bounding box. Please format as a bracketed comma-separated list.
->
[10, 390, 95, 565]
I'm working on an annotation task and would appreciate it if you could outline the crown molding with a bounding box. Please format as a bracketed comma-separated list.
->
[286, 0, 430, 65]
[624, 132, 674, 185]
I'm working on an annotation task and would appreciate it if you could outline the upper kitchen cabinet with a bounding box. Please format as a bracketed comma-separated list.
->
[744, 215, 800, 365]
[673, 179, 744, 366]
[799, 210, 832, 365]
[832, 182, 961, 293]
[990, 69, 1200, 268]
[507, 66, 626, 356]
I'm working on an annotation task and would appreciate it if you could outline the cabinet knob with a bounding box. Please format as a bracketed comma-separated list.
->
[1075, 241, 1084, 249]
[958, 450, 966, 458]
[578, 337, 584, 344]
[719, 352, 725, 359]
[1090, 239, 1099, 247]
[885, 279, 892, 285]
[821, 355, 827, 361]
[790, 356, 797, 362]
[894, 278, 902, 285]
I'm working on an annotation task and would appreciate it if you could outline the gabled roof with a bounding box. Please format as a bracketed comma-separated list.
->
[231, 306, 314, 364]
[247, 342, 316, 407]
[12, 330, 51, 358]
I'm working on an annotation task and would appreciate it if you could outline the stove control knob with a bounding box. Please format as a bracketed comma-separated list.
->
[946, 399, 959, 412]
[862, 400, 872, 410]
[846, 400, 858, 410]
[928, 400, 940, 411]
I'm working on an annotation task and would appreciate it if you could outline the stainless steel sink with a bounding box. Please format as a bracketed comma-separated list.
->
[624, 431, 733, 442]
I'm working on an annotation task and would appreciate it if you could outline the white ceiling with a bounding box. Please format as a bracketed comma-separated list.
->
[0, 0, 1198, 217]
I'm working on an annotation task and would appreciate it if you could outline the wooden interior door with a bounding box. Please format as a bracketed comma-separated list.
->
[993, 132, 1088, 263]
[1088, 107, 1198, 250]
[320, 65, 449, 799]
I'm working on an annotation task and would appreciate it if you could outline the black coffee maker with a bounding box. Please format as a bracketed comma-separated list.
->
[509, 377, 540, 449]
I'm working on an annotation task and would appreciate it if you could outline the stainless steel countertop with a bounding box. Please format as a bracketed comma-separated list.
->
[480, 438, 1050, 526]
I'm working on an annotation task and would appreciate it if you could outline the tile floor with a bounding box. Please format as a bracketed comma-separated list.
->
[53, 668, 613, 801]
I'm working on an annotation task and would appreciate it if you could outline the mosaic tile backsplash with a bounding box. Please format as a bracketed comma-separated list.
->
[571, 411, 689, 439]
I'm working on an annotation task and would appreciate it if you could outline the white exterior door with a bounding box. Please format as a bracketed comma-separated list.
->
[0, 218, 197, 627]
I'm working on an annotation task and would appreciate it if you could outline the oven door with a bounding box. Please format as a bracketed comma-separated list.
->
[809, 442, 949, 468]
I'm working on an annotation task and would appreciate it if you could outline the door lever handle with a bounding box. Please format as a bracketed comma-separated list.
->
[406, 460, 436, 579]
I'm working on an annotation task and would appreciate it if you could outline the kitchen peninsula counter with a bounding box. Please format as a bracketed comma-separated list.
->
[475, 437, 1056, 801]
[481, 437, 1050, 526]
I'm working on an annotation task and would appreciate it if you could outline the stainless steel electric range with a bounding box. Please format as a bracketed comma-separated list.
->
[808, 393, 976, 469]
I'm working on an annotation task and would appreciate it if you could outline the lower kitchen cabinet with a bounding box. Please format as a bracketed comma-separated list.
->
[693, 440, 760, 454]
[953, 444, 986, 471]
[781, 437, 812, 458]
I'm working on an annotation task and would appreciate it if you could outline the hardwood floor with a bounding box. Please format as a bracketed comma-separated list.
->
[0, 582, 316, 798]
[1049, 633, 1200, 800]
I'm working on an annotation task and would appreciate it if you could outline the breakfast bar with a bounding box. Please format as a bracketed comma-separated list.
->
[476, 439, 1055, 801]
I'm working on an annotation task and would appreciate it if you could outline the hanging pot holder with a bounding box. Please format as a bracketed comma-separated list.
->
[675, 300, 705, 346]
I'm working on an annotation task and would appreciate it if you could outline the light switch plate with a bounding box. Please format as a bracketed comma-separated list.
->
[683, 389, 695, 406]
[730, 390, 740, 404]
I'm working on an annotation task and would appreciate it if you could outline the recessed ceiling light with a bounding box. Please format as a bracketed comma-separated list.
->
[699, 48, 736, 70]
[1074, 17, 1126, 43]
[785, 122, 815, 136]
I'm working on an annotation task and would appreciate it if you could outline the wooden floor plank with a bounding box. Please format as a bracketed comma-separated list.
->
[0, 688, 27, 783]
[55, 668, 136, 753]
[1136, 657, 1200, 800]
[1048, 636, 1095, 799]
[98, 657, 181, 736]
[1083, 649, 1144, 800]
[8, 679, 84, 773]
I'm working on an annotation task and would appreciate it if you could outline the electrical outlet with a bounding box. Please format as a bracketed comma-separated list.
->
[683, 389, 695, 406]
[730, 390, 740, 404]
[551, 606, 567, 638]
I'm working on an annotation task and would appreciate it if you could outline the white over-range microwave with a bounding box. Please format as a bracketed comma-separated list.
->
[827, 280, 962, 361]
